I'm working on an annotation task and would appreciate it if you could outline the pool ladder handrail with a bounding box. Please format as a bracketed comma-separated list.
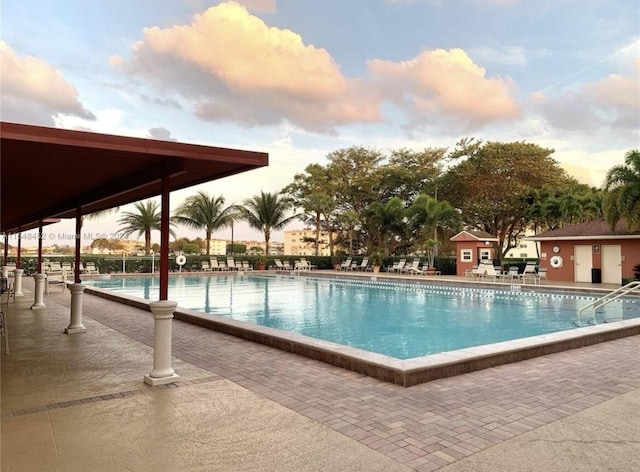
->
[576, 280, 640, 326]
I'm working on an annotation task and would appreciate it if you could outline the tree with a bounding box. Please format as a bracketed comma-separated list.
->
[603, 149, 640, 231]
[407, 194, 460, 256]
[173, 191, 234, 255]
[117, 200, 174, 255]
[361, 197, 406, 256]
[238, 191, 298, 255]
[439, 140, 572, 260]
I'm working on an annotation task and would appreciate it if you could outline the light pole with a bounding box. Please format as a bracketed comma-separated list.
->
[151, 250, 155, 273]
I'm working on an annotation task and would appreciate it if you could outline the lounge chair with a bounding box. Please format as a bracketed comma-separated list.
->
[535, 267, 547, 284]
[481, 263, 502, 282]
[294, 259, 311, 271]
[520, 262, 537, 284]
[201, 261, 212, 271]
[392, 259, 407, 274]
[85, 262, 99, 274]
[339, 258, 352, 271]
[273, 259, 285, 270]
[282, 260, 292, 270]
[210, 259, 222, 271]
[241, 261, 253, 271]
[401, 260, 420, 274]
[504, 266, 520, 281]
[61, 262, 73, 275]
[354, 258, 369, 271]
[226, 258, 239, 271]
[45, 265, 67, 292]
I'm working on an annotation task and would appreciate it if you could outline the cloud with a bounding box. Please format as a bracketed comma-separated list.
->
[0, 41, 95, 126]
[148, 127, 177, 141]
[531, 59, 640, 133]
[234, 0, 277, 12]
[110, 1, 380, 133]
[368, 48, 521, 131]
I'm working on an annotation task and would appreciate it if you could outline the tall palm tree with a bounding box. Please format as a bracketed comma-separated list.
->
[362, 197, 406, 256]
[117, 200, 173, 255]
[408, 194, 460, 254]
[172, 191, 234, 255]
[239, 191, 298, 255]
[603, 149, 640, 231]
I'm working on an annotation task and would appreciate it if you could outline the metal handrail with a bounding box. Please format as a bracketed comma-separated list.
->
[576, 280, 640, 326]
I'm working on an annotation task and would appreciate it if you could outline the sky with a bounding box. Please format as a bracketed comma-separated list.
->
[2, 0, 639, 247]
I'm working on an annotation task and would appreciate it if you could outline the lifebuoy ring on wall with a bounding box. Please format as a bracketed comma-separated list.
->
[550, 255, 563, 269]
[175, 255, 186, 266]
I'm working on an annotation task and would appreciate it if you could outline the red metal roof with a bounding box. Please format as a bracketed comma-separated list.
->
[1, 122, 268, 234]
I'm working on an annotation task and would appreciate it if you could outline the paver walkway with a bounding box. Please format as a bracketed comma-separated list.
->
[45, 288, 640, 472]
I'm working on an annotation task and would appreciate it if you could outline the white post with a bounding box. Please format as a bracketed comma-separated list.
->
[144, 300, 180, 386]
[31, 273, 46, 310]
[151, 251, 155, 273]
[122, 252, 126, 274]
[1, 266, 8, 278]
[13, 268, 24, 297]
[65, 283, 87, 333]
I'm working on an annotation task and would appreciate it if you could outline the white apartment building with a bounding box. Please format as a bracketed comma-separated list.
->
[284, 228, 337, 256]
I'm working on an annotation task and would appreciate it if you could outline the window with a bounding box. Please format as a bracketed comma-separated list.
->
[461, 249, 472, 262]
[480, 249, 491, 260]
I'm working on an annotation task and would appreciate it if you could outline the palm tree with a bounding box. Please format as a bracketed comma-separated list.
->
[362, 197, 406, 256]
[117, 200, 173, 255]
[408, 194, 460, 254]
[603, 149, 640, 231]
[172, 191, 234, 255]
[238, 191, 298, 255]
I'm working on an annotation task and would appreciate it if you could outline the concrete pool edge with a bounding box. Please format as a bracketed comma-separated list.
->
[82, 284, 640, 387]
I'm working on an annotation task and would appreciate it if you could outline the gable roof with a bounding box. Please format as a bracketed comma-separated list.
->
[450, 230, 499, 242]
[526, 219, 640, 241]
[1, 122, 269, 234]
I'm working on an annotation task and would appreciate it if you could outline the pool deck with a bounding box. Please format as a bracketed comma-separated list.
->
[2, 275, 640, 471]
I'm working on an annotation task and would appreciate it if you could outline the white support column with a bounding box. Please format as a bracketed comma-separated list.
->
[65, 283, 87, 334]
[13, 269, 24, 297]
[144, 300, 180, 386]
[31, 273, 46, 310]
[1, 266, 8, 278]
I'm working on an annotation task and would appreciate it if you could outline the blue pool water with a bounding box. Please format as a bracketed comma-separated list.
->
[84, 274, 639, 359]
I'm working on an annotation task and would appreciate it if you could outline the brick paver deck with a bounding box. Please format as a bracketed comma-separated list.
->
[50, 290, 640, 472]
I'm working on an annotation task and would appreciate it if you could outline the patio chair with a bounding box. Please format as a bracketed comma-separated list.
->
[535, 267, 548, 284]
[61, 262, 73, 275]
[210, 258, 222, 271]
[392, 259, 407, 274]
[294, 259, 311, 271]
[402, 260, 420, 275]
[339, 258, 352, 271]
[354, 258, 369, 271]
[85, 262, 99, 274]
[241, 261, 253, 271]
[504, 266, 520, 281]
[201, 261, 212, 271]
[520, 262, 537, 284]
[226, 258, 239, 271]
[1, 276, 16, 306]
[481, 263, 502, 282]
[282, 260, 293, 270]
[273, 259, 285, 270]
[464, 265, 479, 279]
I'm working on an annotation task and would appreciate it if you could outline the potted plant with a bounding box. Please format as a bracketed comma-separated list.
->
[424, 239, 438, 275]
[370, 251, 383, 273]
[256, 256, 267, 270]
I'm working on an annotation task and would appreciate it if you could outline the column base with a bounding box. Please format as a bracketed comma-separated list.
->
[143, 373, 181, 386]
[64, 326, 88, 334]
[31, 303, 46, 310]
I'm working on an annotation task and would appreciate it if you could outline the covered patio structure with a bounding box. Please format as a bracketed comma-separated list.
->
[1, 121, 268, 384]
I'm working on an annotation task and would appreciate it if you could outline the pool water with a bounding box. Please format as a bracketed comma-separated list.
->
[84, 274, 639, 360]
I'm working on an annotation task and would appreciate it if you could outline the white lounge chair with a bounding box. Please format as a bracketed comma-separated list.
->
[241, 261, 253, 271]
[520, 262, 537, 284]
[482, 263, 502, 282]
[354, 258, 369, 271]
[85, 262, 99, 274]
[226, 258, 239, 271]
[392, 259, 407, 274]
[504, 266, 520, 281]
[339, 258, 352, 271]
[201, 261, 212, 271]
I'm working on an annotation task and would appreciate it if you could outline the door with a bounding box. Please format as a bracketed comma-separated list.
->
[602, 245, 622, 284]
[574, 245, 592, 282]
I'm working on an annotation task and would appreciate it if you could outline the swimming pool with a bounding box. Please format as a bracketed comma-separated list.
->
[83, 274, 639, 360]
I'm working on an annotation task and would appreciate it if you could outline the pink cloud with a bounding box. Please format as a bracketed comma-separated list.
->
[368, 48, 521, 129]
[111, 2, 380, 133]
[0, 41, 94, 125]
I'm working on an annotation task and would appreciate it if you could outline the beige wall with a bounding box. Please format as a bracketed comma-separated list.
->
[284, 229, 336, 256]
